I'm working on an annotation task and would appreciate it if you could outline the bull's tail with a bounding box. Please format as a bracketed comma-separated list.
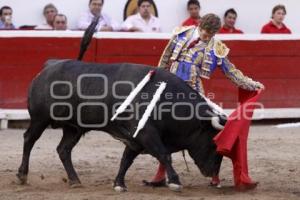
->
[77, 16, 100, 61]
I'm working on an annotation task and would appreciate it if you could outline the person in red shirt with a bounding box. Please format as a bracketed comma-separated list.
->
[181, 0, 201, 26]
[261, 4, 291, 34]
[219, 8, 243, 34]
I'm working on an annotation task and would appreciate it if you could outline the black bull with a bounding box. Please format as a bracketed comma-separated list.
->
[17, 59, 224, 191]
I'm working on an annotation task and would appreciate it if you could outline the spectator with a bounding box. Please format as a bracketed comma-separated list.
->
[261, 4, 291, 34]
[77, 0, 119, 31]
[122, 0, 161, 32]
[0, 6, 16, 29]
[35, 3, 58, 30]
[181, 0, 201, 26]
[219, 8, 243, 34]
[53, 14, 68, 30]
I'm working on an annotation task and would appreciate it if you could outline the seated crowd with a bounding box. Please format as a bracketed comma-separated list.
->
[0, 0, 293, 34]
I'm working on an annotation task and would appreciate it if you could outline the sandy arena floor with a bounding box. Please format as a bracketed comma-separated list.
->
[0, 125, 299, 200]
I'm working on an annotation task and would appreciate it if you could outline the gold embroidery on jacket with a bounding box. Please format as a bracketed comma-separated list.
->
[222, 58, 258, 91]
[199, 39, 215, 79]
[213, 40, 230, 58]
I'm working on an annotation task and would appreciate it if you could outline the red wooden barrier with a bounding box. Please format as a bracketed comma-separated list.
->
[1, 32, 300, 109]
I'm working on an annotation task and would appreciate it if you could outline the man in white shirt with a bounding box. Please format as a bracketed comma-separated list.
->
[0, 6, 16, 29]
[77, 0, 119, 31]
[35, 3, 58, 30]
[122, 0, 161, 32]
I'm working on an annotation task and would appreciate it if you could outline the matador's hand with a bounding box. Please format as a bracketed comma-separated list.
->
[255, 82, 265, 91]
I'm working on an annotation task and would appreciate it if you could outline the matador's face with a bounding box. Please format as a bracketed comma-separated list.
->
[199, 28, 215, 43]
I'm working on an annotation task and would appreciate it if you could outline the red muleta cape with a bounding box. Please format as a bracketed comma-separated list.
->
[214, 89, 262, 190]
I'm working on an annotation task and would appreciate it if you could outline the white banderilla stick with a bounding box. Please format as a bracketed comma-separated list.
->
[133, 82, 167, 138]
[111, 70, 155, 121]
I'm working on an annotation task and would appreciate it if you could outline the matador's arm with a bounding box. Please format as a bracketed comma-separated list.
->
[213, 40, 264, 91]
[220, 57, 264, 91]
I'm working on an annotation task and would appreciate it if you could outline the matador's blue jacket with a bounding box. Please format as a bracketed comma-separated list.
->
[158, 26, 261, 93]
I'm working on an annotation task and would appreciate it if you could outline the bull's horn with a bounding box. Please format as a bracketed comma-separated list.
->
[211, 117, 224, 130]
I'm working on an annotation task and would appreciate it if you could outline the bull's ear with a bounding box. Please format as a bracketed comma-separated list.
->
[211, 117, 224, 130]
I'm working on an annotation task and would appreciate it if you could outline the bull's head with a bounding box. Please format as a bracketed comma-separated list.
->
[187, 113, 227, 178]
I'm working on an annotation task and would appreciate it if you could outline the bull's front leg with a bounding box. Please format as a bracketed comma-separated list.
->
[113, 146, 140, 192]
[137, 126, 182, 192]
[158, 154, 182, 191]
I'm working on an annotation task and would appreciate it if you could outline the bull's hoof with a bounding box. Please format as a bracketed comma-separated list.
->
[210, 181, 222, 189]
[114, 185, 127, 192]
[69, 180, 82, 188]
[142, 179, 166, 187]
[210, 183, 222, 188]
[70, 183, 83, 188]
[167, 183, 183, 192]
[16, 173, 27, 185]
